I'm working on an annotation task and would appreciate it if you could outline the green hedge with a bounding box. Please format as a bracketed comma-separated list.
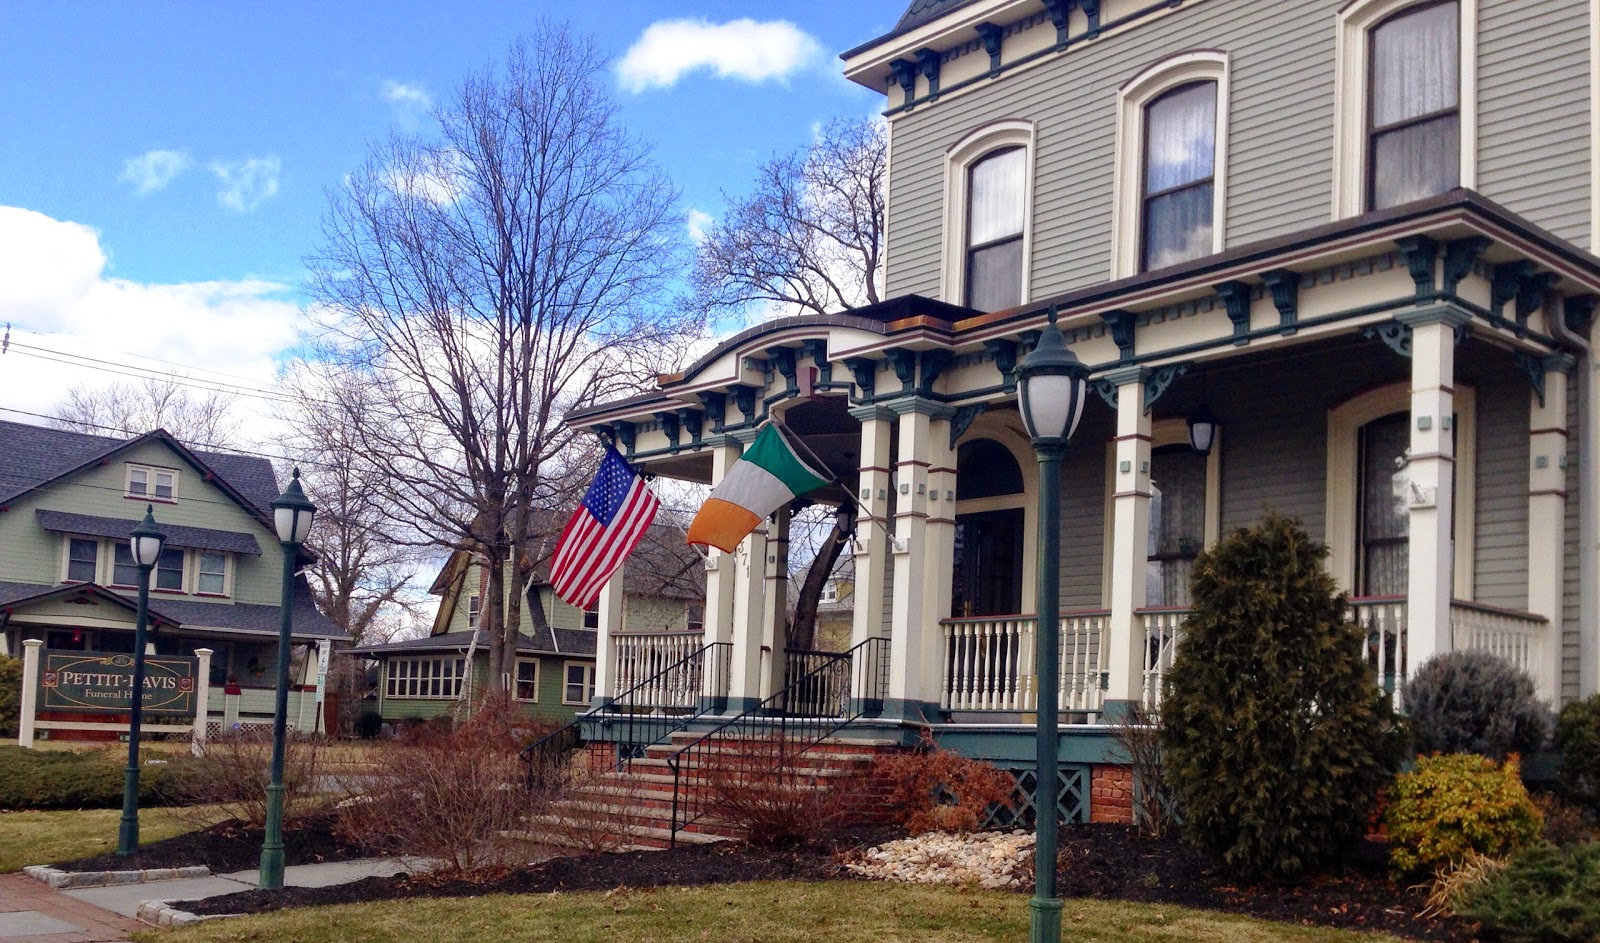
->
[0, 745, 185, 811]
[0, 656, 20, 739]
[1460, 842, 1600, 942]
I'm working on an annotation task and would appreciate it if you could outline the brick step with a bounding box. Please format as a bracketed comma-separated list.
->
[538, 800, 747, 840]
[510, 817, 736, 851]
[634, 744, 884, 769]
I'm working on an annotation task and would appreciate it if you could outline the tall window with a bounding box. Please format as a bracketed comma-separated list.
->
[467, 594, 481, 629]
[1142, 82, 1218, 271]
[1146, 445, 1208, 607]
[154, 547, 184, 591]
[197, 552, 227, 595]
[67, 538, 99, 583]
[515, 659, 539, 701]
[1368, 2, 1459, 209]
[112, 544, 141, 587]
[564, 662, 596, 705]
[1357, 414, 1412, 595]
[965, 147, 1026, 311]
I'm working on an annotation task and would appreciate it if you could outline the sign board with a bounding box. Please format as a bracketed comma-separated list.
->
[39, 650, 199, 717]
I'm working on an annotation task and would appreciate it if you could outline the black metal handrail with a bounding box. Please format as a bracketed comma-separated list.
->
[521, 640, 731, 790]
[665, 635, 890, 846]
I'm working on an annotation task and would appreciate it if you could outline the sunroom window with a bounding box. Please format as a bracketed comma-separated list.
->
[965, 147, 1026, 311]
[1368, 1, 1459, 209]
[1142, 82, 1218, 271]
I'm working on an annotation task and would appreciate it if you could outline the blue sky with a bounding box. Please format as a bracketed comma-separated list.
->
[0, 2, 898, 435]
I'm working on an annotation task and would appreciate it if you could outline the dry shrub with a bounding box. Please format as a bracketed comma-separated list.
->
[1111, 705, 1174, 838]
[175, 728, 328, 827]
[871, 735, 1015, 835]
[335, 696, 529, 876]
[1418, 852, 1507, 919]
[701, 734, 866, 846]
[1535, 792, 1598, 847]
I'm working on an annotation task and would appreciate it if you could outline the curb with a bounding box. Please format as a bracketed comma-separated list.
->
[135, 899, 239, 928]
[22, 864, 212, 889]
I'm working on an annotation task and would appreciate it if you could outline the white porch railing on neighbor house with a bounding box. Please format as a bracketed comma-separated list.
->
[943, 597, 1549, 715]
[611, 631, 706, 709]
[940, 611, 1109, 713]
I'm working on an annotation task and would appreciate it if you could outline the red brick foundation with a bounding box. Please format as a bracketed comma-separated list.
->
[1090, 764, 1134, 824]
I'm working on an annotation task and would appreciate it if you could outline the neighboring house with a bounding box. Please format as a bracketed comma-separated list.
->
[814, 555, 856, 653]
[0, 421, 342, 738]
[349, 522, 705, 724]
[557, 0, 1600, 828]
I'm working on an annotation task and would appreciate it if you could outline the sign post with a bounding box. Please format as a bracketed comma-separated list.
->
[18, 640, 42, 748]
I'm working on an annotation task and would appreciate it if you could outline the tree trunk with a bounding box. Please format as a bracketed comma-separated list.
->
[790, 515, 852, 651]
[483, 551, 508, 689]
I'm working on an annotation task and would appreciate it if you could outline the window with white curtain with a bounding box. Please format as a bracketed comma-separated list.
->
[965, 147, 1026, 311]
[1368, 1, 1459, 209]
[1141, 82, 1218, 271]
[1146, 445, 1208, 607]
[1357, 413, 1412, 596]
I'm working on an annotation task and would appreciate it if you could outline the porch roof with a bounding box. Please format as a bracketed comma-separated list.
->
[347, 626, 597, 659]
[36, 510, 262, 555]
[0, 579, 343, 640]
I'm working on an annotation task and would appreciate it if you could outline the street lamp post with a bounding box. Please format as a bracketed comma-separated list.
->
[259, 469, 316, 890]
[117, 506, 167, 857]
[1015, 307, 1090, 943]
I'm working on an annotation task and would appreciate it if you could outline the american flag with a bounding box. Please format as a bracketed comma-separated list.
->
[549, 448, 660, 610]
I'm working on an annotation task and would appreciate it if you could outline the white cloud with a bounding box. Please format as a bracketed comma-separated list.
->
[617, 19, 823, 93]
[385, 147, 467, 206]
[120, 149, 193, 196]
[380, 79, 433, 127]
[208, 157, 282, 212]
[0, 205, 301, 444]
[686, 208, 714, 245]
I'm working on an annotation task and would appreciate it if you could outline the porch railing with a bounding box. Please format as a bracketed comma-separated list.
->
[612, 631, 711, 709]
[1450, 600, 1546, 680]
[940, 611, 1109, 714]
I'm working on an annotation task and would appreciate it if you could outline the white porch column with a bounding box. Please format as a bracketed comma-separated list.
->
[192, 648, 213, 751]
[759, 505, 791, 699]
[594, 566, 624, 706]
[19, 639, 43, 747]
[1400, 306, 1470, 674]
[924, 412, 958, 696]
[1528, 356, 1572, 702]
[700, 441, 742, 705]
[1103, 368, 1153, 711]
[727, 520, 769, 711]
[849, 407, 894, 651]
[887, 401, 951, 717]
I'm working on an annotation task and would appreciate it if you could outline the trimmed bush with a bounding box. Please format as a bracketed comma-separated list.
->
[1160, 512, 1405, 883]
[1554, 694, 1600, 815]
[0, 745, 181, 810]
[1384, 753, 1543, 877]
[1458, 842, 1600, 943]
[0, 656, 20, 738]
[1404, 650, 1550, 761]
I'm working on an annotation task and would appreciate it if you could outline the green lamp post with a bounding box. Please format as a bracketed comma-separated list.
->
[1014, 306, 1090, 943]
[117, 506, 167, 857]
[259, 468, 316, 890]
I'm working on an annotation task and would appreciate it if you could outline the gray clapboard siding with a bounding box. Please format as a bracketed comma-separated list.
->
[1479, 0, 1590, 248]
[1472, 369, 1530, 610]
[1563, 388, 1581, 702]
[1059, 409, 1113, 610]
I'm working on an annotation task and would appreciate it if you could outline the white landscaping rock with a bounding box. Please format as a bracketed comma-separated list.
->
[845, 830, 1034, 889]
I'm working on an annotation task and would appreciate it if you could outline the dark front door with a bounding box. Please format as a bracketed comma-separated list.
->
[952, 508, 1025, 617]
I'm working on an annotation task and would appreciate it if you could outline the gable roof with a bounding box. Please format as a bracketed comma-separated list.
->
[0, 579, 343, 639]
[0, 420, 280, 525]
[0, 581, 181, 628]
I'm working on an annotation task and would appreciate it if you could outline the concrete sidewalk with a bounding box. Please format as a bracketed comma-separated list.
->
[62, 858, 429, 919]
[0, 873, 144, 943]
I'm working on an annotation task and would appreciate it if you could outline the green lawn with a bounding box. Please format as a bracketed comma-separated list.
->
[148, 881, 1408, 943]
[0, 805, 222, 873]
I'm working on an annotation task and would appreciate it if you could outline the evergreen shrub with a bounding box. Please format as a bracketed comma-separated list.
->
[1384, 753, 1543, 877]
[1458, 842, 1600, 943]
[1404, 650, 1550, 761]
[0, 745, 179, 810]
[0, 656, 20, 738]
[1554, 694, 1600, 815]
[1160, 512, 1404, 883]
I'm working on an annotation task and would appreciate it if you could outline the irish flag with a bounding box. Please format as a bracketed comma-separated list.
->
[686, 423, 829, 552]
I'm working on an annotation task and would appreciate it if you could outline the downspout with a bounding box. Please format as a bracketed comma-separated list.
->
[1547, 297, 1596, 698]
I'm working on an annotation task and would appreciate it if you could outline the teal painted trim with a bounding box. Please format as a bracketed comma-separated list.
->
[930, 724, 1124, 766]
[724, 696, 762, 714]
[1099, 699, 1140, 725]
[876, 697, 942, 724]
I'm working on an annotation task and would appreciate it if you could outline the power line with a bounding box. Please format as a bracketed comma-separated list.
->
[4, 343, 290, 403]
[6, 324, 293, 394]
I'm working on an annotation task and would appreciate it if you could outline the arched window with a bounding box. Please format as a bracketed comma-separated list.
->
[1113, 51, 1230, 278]
[1368, 2, 1460, 209]
[956, 438, 1024, 500]
[944, 121, 1033, 311]
[1142, 82, 1219, 271]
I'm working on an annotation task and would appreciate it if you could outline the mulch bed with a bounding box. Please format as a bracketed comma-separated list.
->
[55, 811, 370, 874]
[172, 822, 1473, 940]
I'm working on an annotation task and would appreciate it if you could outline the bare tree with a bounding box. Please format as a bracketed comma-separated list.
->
[53, 374, 240, 446]
[691, 117, 886, 320]
[307, 24, 693, 688]
[278, 363, 425, 644]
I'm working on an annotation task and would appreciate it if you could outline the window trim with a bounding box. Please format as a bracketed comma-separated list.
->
[563, 660, 596, 706]
[124, 463, 180, 503]
[1333, 0, 1477, 219]
[62, 536, 102, 584]
[194, 551, 232, 598]
[514, 657, 540, 703]
[1325, 381, 1476, 594]
[941, 119, 1035, 310]
[1100, 419, 1222, 606]
[1112, 50, 1230, 279]
[467, 593, 481, 629]
[384, 655, 467, 700]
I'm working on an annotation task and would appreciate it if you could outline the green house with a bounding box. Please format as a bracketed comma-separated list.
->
[0, 421, 343, 739]
[350, 525, 704, 725]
